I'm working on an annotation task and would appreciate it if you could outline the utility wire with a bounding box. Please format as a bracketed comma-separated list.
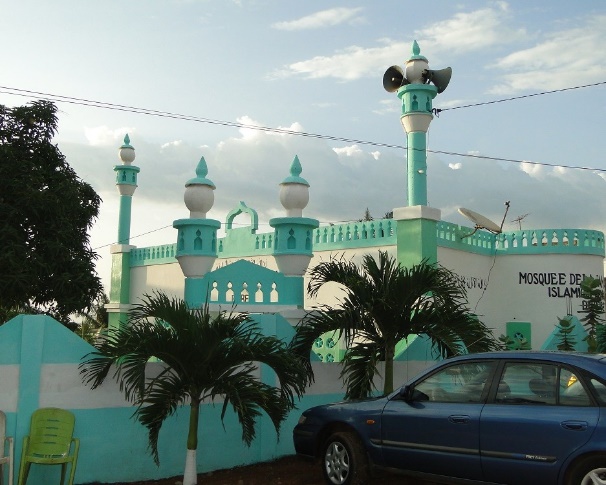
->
[1, 85, 605, 173]
[437, 81, 606, 112]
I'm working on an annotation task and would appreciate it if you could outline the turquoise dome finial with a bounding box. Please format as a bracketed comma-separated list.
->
[409, 39, 427, 61]
[121, 133, 134, 149]
[186, 156, 215, 188]
[281, 155, 309, 186]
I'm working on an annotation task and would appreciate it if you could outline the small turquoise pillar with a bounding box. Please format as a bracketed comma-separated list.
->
[270, 156, 319, 292]
[173, 157, 221, 308]
[108, 135, 140, 330]
[384, 41, 451, 268]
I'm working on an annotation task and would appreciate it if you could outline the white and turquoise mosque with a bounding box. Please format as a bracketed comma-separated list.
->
[106, 42, 605, 361]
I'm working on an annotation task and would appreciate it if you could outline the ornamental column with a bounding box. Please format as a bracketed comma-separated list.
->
[173, 157, 221, 308]
[269, 156, 319, 306]
[383, 41, 451, 268]
[107, 134, 140, 330]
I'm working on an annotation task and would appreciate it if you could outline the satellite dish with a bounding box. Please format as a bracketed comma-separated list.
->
[422, 67, 452, 93]
[458, 207, 502, 234]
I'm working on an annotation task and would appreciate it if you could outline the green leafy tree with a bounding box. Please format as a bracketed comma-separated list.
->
[80, 292, 308, 485]
[0, 100, 102, 324]
[555, 316, 577, 351]
[290, 251, 498, 399]
[76, 291, 109, 344]
[579, 276, 605, 353]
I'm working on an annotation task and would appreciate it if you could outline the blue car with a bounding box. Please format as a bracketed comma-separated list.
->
[293, 351, 606, 485]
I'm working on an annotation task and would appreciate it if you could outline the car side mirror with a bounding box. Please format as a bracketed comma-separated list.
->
[400, 384, 428, 402]
[400, 385, 413, 402]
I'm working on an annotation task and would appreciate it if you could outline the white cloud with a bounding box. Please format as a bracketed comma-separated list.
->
[84, 126, 135, 146]
[270, 3, 527, 81]
[270, 40, 403, 80]
[489, 15, 606, 93]
[161, 140, 183, 150]
[449, 162, 462, 170]
[519, 161, 545, 178]
[415, 2, 527, 55]
[272, 7, 364, 31]
[333, 144, 364, 157]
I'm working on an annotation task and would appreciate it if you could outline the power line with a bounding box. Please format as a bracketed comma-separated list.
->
[436, 81, 606, 112]
[2, 85, 605, 174]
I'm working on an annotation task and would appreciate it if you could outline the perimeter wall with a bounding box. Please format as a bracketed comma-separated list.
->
[0, 314, 432, 484]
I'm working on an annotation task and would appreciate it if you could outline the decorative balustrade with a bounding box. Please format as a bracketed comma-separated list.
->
[130, 221, 604, 267]
[312, 219, 396, 249]
[436, 222, 605, 256]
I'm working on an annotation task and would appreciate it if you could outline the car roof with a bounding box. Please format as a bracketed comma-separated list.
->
[445, 350, 606, 367]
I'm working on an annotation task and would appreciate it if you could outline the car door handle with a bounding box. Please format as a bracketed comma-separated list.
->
[561, 420, 588, 431]
[449, 415, 470, 424]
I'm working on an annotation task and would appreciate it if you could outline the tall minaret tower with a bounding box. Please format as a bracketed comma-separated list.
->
[383, 41, 452, 268]
[107, 134, 140, 330]
[173, 157, 221, 308]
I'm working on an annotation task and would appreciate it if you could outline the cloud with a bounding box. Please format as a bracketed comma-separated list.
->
[415, 2, 527, 56]
[489, 15, 606, 93]
[84, 126, 136, 146]
[269, 40, 403, 80]
[270, 3, 528, 81]
[272, 7, 364, 31]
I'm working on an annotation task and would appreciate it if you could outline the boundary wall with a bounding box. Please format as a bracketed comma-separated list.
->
[0, 314, 432, 484]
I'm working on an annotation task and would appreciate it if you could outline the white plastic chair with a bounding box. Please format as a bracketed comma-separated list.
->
[0, 411, 14, 485]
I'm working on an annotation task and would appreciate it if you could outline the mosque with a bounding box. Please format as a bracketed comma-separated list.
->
[106, 42, 605, 361]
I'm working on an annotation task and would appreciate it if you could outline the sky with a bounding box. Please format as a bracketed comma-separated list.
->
[2, 0, 606, 291]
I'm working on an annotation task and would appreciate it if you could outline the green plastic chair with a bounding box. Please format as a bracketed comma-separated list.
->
[17, 408, 79, 485]
[0, 410, 14, 485]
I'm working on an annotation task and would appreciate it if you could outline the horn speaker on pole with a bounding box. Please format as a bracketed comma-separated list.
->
[422, 67, 452, 93]
[383, 65, 409, 92]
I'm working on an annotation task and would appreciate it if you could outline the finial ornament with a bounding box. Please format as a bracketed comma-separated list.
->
[281, 155, 309, 186]
[186, 157, 215, 188]
[291, 155, 302, 178]
[412, 40, 420, 56]
[119, 133, 136, 164]
[196, 157, 209, 179]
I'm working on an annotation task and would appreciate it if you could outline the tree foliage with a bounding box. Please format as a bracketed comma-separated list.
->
[290, 251, 499, 399]
[579, 276, 605, 353]
[0, 100, 102, 323]
[80, 292, 308, 484]
[555, 316, 577, 352]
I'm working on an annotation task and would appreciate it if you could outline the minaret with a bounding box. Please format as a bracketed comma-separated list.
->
[384, 41, 451, 267]
[270, 155, 319, 282]
[173, 157, 221, 308]
[107, 134, 140, 330]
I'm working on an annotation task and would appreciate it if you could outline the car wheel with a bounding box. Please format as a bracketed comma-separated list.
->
[322, 431, 369, 485]
[568, 456, 606, 485]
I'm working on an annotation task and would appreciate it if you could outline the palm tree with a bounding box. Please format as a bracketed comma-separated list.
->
[80, 292, 308, 485]
[290, 251, 498, 399]
[76, 291, 108, 344]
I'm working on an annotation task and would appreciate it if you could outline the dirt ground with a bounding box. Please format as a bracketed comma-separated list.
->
[102, 454, 440, 485]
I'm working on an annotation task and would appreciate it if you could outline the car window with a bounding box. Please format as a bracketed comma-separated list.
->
[495, 362, 593, 406]
[560, 370, 592, 406]
[588, 378, 606, 405]
[414, 361, 496, 403]
[496, 363, 557, 404]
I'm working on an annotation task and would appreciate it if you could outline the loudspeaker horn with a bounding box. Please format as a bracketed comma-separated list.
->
[383, 65, 409, 92]
[422, 67, 452, 93]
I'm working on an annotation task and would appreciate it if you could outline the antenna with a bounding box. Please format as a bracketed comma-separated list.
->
[458, 202, 510, 239]
[511, 213, 530, 230]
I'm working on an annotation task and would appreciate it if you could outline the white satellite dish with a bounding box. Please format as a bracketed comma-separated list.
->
[458, 207, 502, 234]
